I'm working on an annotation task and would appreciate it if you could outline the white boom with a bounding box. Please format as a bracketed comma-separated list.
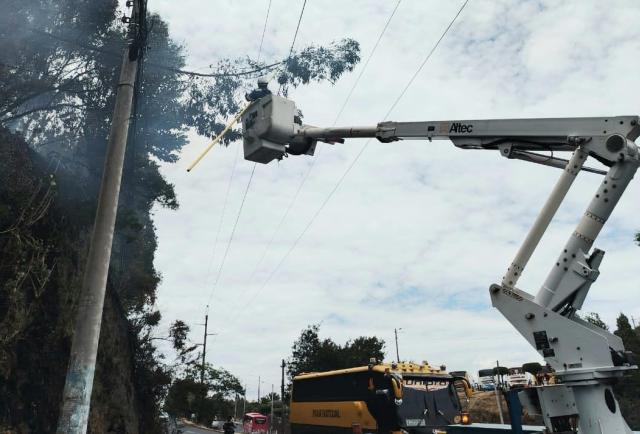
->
[241, 94, 640, 433]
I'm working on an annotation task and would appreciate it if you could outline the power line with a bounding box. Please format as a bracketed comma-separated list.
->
[26, 27, 284, 78]
[250, 0, 400, 267]
[287, 0, 308, 59]
[223, 0, 404, 324]
[385, 0, 470, 117]
[278, 0, 308, 94]
[206, 163, 258, 308]
[257, 0, 273, 62]
[332, 0, 402, 125]
[202, 144, 240, 311]
[232, 0, 471, 322]
[203, 0, 288, 312]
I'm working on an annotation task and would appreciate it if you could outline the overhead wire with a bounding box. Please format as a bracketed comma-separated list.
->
[26, 27, 285, 78]
[227, 0, 471, 326]
[202, 144, 240, 312]
[224, 0, 406, 326]
[287, 0, 307, 59]
[277, 0, 308, 94]
[242, 0, 402, 289]
[219, 0, 318, 326]
[202, 0, 277, 311]
[332, 0, 402, 125]
[205, 162, 257, 308]
[257, 0, 273, 62]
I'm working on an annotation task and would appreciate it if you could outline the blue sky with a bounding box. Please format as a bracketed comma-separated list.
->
[145, 0, 640, 396]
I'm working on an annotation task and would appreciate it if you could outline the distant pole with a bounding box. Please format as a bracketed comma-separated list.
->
[242, 383, 246, 416]
[56, 1, 143, 432]
[494, 360, 505, 424]
[198, 312, 217, 383]
[201, 314, 208, 384]
[280, 359, 285, 404]
[270, 384, 274, 434]
[234, 393, 238, 419]
[258, 376, 261, 403]
[281, 360, 286, 434]
[394, 328, 401, 362]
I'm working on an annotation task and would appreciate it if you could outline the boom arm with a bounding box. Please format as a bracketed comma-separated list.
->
[241, 94, 640, 433]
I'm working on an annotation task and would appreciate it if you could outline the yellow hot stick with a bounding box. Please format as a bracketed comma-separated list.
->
[186, 104, 251, 172]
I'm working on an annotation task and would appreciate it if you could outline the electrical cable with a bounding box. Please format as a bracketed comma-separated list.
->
[332, 0, 402, 126]
[247, 0, 401, 275]
[202, 144, 240, 313]
[205, 162, 257, 308]
[203, 0, 278, 312]
[257, 0, 273, 63]
[277, 0, 308, 94]
[25, 27, 284, 78]
[229, 0, 471, 324]
[223, 0, 405, 324]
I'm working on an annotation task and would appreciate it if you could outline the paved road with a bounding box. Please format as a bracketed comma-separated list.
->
[178, 422, 243, 434]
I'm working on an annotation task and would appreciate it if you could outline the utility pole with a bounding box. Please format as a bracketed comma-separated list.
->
[57, 1, 146, 433]
[280, 360, 286, 434]
[257, 375, 261, 403]
[234, 393, 238, 420]
[242, 383, 246, 416]
[280, 359, 285, 404]
[394, 328, 402, 362]
[199, 313, 216, 384]
[270, 384, 274, 434]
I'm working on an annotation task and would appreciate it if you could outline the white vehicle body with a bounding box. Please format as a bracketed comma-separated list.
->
[507, 367, 528, 389]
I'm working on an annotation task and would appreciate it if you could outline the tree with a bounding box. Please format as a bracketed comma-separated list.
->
[614, 314, 640, 355]
[613, 313, 640, 429]
[164, 363, 244, 424]
[344, 336, 386, 367]
[583, 312, 609, 330]
[1, 1, 361, 430]
[287, 324, 385, 380]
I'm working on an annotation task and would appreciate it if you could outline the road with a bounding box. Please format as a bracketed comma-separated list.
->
[178, 422, 243, 434]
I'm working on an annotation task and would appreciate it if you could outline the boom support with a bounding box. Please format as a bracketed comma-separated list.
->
[241, 94, 640, 433]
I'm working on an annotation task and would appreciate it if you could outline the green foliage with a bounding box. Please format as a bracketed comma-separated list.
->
[286, 324, 385, 380]
[583, 312, 609, 330]
[164, 363, 244, 424]
[1, 0, 361, 430]
[277, 39, 361, 96]
[169, 320, 190, 352]
[613, 313, 640, 429]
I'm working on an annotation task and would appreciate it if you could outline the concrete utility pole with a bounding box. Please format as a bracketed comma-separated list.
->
[394, 328, 402, 362]
[234, 393, 238, 419]
[242, 383, 246, 416]
[199, 314, 216, 384]
[57, 1, 145, 433]
[280, 359, 285, 404]
[257, 375, 261, 403]
[270, 384, 274, 434]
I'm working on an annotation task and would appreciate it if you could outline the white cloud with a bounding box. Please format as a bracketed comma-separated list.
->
[148, 0, 640, 398]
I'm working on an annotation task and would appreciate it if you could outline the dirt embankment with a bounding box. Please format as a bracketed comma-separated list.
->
[467, 391, 542, 425]
[0, 129, 140, 433]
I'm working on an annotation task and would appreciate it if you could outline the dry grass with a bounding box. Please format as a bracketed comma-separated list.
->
[466, 391, 542, 425]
